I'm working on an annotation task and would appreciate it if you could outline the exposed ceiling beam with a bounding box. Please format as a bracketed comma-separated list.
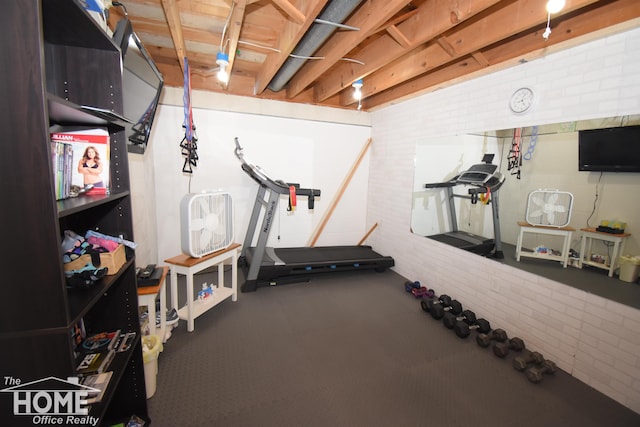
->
[285, 0, 413, 100]
[363, 0, 640, 110]
[348, 0, 602, 106]
[254, 0, 330, 95]
[314, 0, 501, 104]
[271, 0, 306, 24]
[160, 0, 188, 72]
[223, 0, 248, 89]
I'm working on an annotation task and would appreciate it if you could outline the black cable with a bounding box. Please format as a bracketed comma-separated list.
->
[585, 172, 603, 228]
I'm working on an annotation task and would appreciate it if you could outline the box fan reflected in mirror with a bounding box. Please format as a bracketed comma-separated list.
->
[181, 192, 234, 258]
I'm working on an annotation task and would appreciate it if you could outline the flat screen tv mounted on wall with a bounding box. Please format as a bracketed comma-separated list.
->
[578, 125, 640, 172]
[113, 18, 164, 154]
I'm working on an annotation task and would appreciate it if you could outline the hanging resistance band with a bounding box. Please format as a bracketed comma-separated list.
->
[180, 57, 199, 173]
[507, 127, 523, 179]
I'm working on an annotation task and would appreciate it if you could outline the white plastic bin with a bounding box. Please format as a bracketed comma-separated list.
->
[142, 335, 162, 398]
[619, 256, 640, 283]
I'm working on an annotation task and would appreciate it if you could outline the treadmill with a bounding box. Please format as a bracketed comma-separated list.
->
[234, 138, 395, 292]
[424, 154, 505, 259]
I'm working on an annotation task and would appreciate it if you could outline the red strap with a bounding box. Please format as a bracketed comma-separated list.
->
[289, 186, 297, 211]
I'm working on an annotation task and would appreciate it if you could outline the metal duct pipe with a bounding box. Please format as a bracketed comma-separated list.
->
[267, 0, 363, 92]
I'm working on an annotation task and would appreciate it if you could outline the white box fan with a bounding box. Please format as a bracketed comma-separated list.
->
[525, 189, 574, 228]
[180, 191, 233, 257]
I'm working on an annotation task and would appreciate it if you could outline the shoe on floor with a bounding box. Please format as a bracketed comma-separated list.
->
[156, 308, 179, 327]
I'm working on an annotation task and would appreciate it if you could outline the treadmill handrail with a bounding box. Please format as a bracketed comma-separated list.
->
[236, 138, 321, 198]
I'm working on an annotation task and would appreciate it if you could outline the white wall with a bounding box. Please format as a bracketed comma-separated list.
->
[368, 26, 640, 413]
[144, 92, 372, 265]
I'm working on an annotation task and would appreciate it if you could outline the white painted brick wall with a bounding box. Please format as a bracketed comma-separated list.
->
[368, 26, 640, 414]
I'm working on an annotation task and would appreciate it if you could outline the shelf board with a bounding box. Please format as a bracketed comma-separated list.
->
[57, 191, 130, 218]
[66, 259, 134, 324]
[48, 95, 129, 129]
[177, 287, 235, 321]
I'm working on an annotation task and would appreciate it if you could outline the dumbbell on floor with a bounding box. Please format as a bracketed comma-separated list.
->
[404, 280, 422, 292]
[429, 296, 463, 320]
[442, 309, 475, 329]
[420, 293, 441, 313]
[476, 328, 508, 347]
[525, 359, 557, 383]
[411, 286, 435, 299]
[493, 337, 525, 358]
[512, 351, 545, 371]
[421, 294, 450, 313]
[455, 317, 491, 339]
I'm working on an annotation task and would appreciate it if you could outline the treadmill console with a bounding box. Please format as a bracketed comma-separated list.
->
[456, 163, 498, 185]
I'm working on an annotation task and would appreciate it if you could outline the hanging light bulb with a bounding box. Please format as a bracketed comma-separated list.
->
[352, 79, 363, 101]
[546, 0, 565, 14]
[216, 52, 229, 84]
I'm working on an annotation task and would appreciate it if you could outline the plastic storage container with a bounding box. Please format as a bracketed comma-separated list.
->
[142, 335, 163, 398]
[619, 256, 640, 283]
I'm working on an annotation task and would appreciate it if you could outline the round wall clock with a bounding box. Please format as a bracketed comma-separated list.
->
[509, 87, 535, 113]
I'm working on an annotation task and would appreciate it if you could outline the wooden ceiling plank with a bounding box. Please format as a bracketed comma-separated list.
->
[471, 51, 490, 67]
[271, 0, 306, 24]
[285, 0, 414, 100]
[160, 0, 188, 72]
[345, 0, 602, 105]
[254, 0, 330, 95]
[313, 0, 501, 103]
[386, 25, 411, 48]
[223, 0, 248, 89]
[436, 35, 456, 57]
[364, 0, 640, 110]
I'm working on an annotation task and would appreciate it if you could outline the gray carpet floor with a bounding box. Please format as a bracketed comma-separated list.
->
[147, 268, 640, 427]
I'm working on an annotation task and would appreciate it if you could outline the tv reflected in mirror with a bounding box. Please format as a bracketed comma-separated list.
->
[113, 18, 164, 154]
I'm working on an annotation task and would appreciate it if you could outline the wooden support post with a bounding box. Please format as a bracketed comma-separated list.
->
[308, 138, 372, 247]
[357, 222, 378, 246]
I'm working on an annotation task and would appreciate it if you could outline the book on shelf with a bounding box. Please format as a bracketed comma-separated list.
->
[50, 125, 110, 197]
[51, 141, 74, 200]
[114, 331, 137, 353]
[75, 348, 116, 376]
[81, 371, 113, 404]
[80, 329, 121, 352]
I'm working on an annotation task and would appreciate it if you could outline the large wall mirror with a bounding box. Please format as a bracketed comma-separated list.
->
[411, 115, 640, 272]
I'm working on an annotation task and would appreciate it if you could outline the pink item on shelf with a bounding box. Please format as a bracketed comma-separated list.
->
[86, 236, 119, 252]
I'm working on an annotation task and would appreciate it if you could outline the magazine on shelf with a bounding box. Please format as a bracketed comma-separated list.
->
[81, 371, 113, 404]
[75, 348, 116, 376]
[80, 329, 121, 351]
[50, 125, 110, 196]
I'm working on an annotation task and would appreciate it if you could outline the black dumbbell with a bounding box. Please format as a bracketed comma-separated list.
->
[493, 337, 526, 358]
[429, 296, 463, 320]
[442, 309, 476, 329]
[512, 351, 545, 371]
[454, 317, 491, 339]
[421, 294, 450, 313]
[525, 359, 557, 383]
[420, 294, 437, 312]
[476, 328, 508, 347]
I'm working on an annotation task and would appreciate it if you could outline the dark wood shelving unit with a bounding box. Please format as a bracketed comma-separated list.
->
[0, 1, 148, 425]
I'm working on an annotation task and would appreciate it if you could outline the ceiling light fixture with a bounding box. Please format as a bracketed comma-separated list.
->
[352, 79, 363, 100]
[216, 52, 229, 84]
[543, 0, 566, 40]
[352, 79, 363, 110]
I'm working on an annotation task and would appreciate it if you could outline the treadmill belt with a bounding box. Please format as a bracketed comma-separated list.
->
[243, 245, 395, 286]
[274, 246, 388, 264]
